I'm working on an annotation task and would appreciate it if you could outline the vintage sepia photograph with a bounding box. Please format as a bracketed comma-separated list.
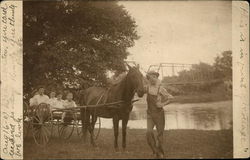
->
[21, 0, 234, 159]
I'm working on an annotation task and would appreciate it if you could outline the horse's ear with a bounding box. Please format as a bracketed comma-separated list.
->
[125, 62, 132, 70]
[136, 64, 140, 69]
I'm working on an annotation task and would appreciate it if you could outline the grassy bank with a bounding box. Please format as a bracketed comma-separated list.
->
[166, 81, 232, 103]
[24, 129, 233, 159]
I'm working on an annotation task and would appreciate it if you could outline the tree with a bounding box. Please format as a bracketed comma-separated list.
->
[213, 51, 232, 79]
[24, 1, 139, 98]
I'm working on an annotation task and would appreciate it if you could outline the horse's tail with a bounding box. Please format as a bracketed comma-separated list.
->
[79, 90, 89, 142]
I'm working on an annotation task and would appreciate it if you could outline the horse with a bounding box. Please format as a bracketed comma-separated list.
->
[79, 65, 145, 151]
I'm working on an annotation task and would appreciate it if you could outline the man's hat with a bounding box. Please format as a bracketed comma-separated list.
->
[146, 70, 160, 78]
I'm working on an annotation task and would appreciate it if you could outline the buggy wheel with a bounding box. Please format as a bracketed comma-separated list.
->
[57, 111, 77, 140]
[31, 103, 53, 146]
[23, 101, 30, 138]
[23, 101, 29, 117]
[76, 120, 83, 139]
[24, 121, 30, 138]
[77, 117, 101, 140]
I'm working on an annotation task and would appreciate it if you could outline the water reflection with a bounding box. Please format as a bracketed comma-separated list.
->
[101, 101, 232, 130]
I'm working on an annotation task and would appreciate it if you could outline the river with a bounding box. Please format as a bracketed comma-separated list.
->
[100, 100, 232, 130]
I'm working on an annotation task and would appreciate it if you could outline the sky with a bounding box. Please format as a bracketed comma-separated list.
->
[119, 1, 232, 72]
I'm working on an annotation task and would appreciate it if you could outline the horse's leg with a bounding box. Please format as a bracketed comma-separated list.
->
[88, 113, 97, 147]
[81, 109, 89, 143]
[113, 116, 119, 151]
[91, 114, 98, 132]
[122, 114, 129, 151]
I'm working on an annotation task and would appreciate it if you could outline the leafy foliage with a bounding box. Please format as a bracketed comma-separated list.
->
[213, 51, 232, 79]
[24, 1, 138, 98]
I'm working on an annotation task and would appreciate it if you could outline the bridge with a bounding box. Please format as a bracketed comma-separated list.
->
[148, 63, 218, 86]
[125, 61, 219, 86]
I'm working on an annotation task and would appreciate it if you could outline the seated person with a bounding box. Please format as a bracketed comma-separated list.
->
[30, 86, 49, 106]
[48, 91, 57, 110]
[29, 86, 50, 123]
[29, 90, 38, 106]
[61, 92, 77, 122]
[50, 92, 65, 119]
[54, 92, 65, 110]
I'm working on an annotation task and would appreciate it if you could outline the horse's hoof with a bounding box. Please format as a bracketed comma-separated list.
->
[115, 148, 120, 153]
[122, 149, 129, 153]
[156, 153, 165, 159]
[92, 143, 97, 148]
[81, 137, 88, 143]
[94, 146, 100, 150]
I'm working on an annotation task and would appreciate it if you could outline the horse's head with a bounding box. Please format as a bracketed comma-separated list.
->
[126, 64, 145, 98]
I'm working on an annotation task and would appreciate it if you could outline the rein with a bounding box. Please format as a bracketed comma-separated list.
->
[52, 99, 139, 113]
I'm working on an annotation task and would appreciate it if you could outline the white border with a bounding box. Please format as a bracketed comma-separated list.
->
[0, 0, 249, 159]
[0, 1, 23, 159]
[232, 1, 249, 158]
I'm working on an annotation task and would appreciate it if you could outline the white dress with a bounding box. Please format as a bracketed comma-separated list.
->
[30, 94, 49, 106]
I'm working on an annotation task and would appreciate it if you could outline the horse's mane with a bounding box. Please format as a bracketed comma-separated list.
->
[82, 68, 137, 107]
[109, 70, 135, 103]
[109, 73, 127, 97]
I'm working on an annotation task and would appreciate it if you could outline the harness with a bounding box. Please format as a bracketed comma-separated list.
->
[147, 84, 162, 114]
[147, 84, 161, 96]
[93, 90, 107, 120]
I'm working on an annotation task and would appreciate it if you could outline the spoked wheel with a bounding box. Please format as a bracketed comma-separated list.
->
[31, 103, 53, 146]
[57, 111, 77, 140]
[77, 116, 101, 140]
[23, 101, 30, 138]
[24, 121, 30, 138]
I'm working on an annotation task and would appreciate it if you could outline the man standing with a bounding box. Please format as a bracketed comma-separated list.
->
[145, 71, 173, 158]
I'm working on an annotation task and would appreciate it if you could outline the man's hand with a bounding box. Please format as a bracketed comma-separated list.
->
[163, 99, 172, 105]
[156, 100, 171, 108]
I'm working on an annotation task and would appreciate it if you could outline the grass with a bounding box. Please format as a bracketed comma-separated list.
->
[24, 128, 233, 159]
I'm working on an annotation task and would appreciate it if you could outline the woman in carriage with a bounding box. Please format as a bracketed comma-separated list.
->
[48, 91, 57, 109]
[61, 92, 77, 123]
[29, 86, 50, 106]
[28, 86, 51, 128]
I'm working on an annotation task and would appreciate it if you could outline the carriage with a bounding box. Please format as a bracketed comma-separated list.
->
[23, 99, 138, 146]
[23, 101, 101, 146]
[24, 64, 144, 148]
